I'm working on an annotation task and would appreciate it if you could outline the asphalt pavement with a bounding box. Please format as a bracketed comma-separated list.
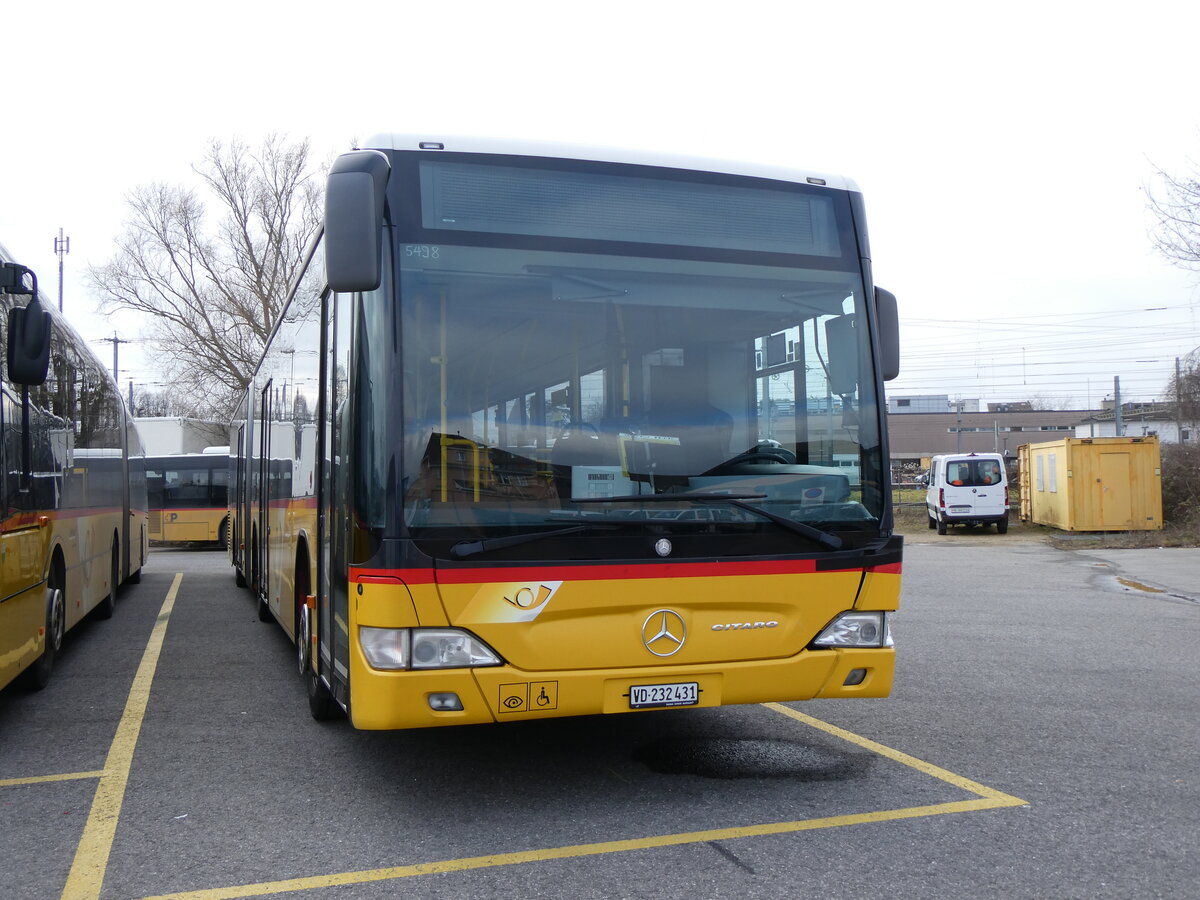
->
[3, 541, 1198, 899]
[1075, 547, 1200, 603]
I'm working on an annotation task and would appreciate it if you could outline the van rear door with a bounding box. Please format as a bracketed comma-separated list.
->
[943, 457, 1005, 518]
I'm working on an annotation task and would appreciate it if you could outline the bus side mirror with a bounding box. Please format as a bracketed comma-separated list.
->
[875, 287, 900, 381]
[2, 263, 52, 386]
[324, 150, 391, 293]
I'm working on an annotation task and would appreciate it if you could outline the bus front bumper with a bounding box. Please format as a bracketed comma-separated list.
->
[348, 646, 894, 730]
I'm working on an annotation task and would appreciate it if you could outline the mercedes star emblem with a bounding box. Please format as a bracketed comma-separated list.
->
[642, 609, 686, 657]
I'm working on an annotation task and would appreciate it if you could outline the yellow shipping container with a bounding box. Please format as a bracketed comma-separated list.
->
[1017, 436, 1162, 532]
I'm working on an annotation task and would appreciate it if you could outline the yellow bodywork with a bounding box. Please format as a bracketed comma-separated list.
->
[1018, 436, 1163, 532]
[346, 562, 899, 730]
[150, 507, 227, 543]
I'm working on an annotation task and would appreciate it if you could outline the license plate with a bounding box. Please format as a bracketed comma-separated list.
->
[949, 505, 970, 513]
[629, 681, 699, 709]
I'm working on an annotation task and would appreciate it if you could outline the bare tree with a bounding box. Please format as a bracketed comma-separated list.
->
[1027, 393, 1077, 411]
[1147, 158, 1200, 271]
[88, 135, 323, 419]
[1165, 349, 1200, 431]
[130, 386, 174, 418]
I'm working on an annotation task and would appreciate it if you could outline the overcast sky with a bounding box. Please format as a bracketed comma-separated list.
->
[5, 1, 1200, 409]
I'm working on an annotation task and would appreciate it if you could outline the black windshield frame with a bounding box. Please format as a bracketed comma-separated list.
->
[359, 149, 891, 558]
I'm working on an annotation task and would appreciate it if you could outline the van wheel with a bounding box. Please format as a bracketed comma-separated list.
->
[997, 517, 1009, 535]
[927, 511, 937, 530]
[936, 516, 947, 535]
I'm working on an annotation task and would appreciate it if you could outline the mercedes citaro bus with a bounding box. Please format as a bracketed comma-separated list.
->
[1, 244, 147, 693]
[230, 135, 902, 728]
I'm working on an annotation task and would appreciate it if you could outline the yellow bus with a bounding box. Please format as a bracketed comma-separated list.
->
[1, 247, 149, 693]
[231, 136, 902, 728]
[146, 450, 230, 546]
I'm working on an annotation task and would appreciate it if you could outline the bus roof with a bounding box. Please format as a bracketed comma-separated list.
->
[358, 134, 861, 193]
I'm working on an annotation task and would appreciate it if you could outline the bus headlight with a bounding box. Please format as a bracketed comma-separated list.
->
[359, 627, 503, 670]
[811, 612, 893, 648]
[359, 627, 409, 669]
[411, 629, 502, 669]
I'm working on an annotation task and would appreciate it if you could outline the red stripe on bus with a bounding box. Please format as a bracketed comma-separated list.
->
[351, 559, 844, 585]
[867, 562, 902, 575]
[349, 556, 901, 585]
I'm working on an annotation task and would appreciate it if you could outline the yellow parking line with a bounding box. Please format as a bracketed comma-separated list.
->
[141, 800, 1008, 900]
[61, 573, 183, 900]
[136, 703, 1026, 900]
[763, 703, 1028, 805]
[0, 770, 106, 788]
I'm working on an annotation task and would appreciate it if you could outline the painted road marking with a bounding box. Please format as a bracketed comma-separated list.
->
[0, 770, 105, 788]
[133, 702, 1026, 900]
[763, 702, 1027, 803]
[60, 573, 183, 900]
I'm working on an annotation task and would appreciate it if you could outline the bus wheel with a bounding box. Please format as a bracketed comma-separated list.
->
[307, 668, 342, 721]
[22, 585, 65, 690]
[218, 518, 229, 550]
[95, 542, 119, 619]
[257, 591, 272, 623]
[235, 565, 247, 588]
[296, 603, 311, 675]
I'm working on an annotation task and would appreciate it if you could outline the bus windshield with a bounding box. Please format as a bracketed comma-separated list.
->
[383, 158, 883, 546]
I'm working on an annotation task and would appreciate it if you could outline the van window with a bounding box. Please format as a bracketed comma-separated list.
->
[946, 459, 1003, 487]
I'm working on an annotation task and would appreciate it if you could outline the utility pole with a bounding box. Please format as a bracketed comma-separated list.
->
[1113, 376, 1123, 437]
[53, 229, 69, 314]
[1176, 357, 1184, 444]
[97, 332, 132, 382]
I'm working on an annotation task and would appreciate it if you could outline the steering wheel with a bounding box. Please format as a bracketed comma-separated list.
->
[707, 442, 798, 472]
[559, 422, 600, 439]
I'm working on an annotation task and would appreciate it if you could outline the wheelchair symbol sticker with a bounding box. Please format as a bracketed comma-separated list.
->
[499, 682, 558, 713]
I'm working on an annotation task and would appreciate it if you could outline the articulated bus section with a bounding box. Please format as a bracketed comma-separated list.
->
[146, 451, 231, 546]
[231, 135, 902, 730]
[1, 246, 148, 693]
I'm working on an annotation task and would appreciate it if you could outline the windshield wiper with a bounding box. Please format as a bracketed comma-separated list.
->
[449, 524, 614, 560]
[572, 492, 843, 551]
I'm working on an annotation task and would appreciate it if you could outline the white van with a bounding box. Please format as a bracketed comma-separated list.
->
[925, 452, 1009, 534]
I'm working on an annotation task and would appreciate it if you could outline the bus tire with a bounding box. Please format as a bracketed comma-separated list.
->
[307, 670, 342, 721]
[235, 566, 247, 588]
[94, 542, 119, 619]
[257, 591, 272, 622]
[218, 518, 229, 550]
[21, 583, 65, 691]
[296, 600, 312, 675]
